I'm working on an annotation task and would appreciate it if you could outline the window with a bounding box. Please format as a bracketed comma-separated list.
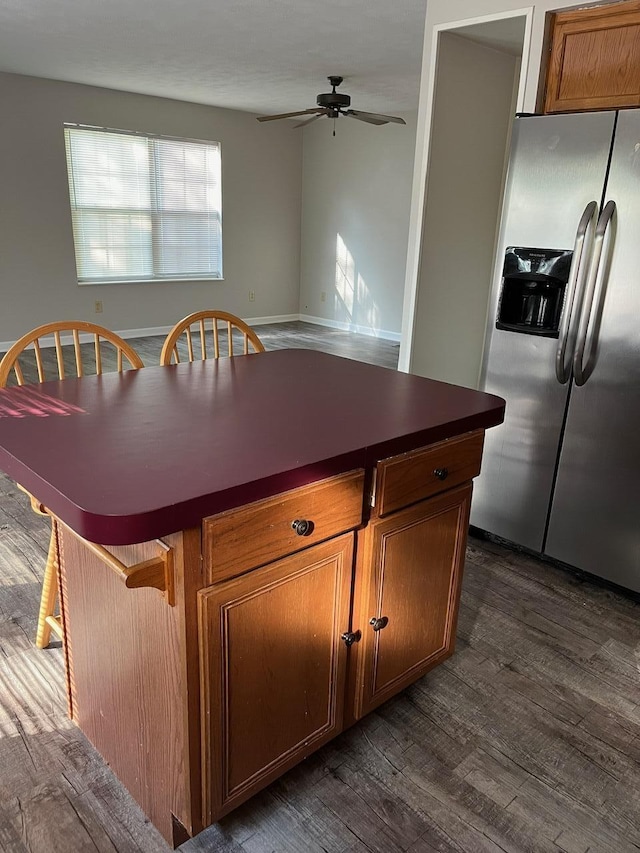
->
[64, 126, 222, 284]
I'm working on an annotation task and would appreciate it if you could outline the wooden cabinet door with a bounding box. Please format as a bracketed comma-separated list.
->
[544, 1, 640, 113]
[198, 533, 354, 823]
[353, 484, 471, 719]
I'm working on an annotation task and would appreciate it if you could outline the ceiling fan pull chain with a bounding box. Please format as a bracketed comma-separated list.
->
[333, 117, 336, 138]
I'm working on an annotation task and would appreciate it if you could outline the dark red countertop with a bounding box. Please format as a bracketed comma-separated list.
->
[0, 349, 504, 544]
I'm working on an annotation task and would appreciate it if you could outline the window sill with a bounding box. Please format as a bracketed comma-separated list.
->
[77, 277, 224, 286]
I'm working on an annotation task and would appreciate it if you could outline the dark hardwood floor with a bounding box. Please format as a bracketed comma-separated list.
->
[1, 323, 639, 853]
[133, 320, 401, 370]
[0, 321, 399, 386]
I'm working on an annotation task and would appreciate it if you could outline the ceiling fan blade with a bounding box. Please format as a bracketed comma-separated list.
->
[345, 109, 406, 126]
[344, 112, 387, 126]
[292, 112, 327, 129]
[256, 108, 321, 123]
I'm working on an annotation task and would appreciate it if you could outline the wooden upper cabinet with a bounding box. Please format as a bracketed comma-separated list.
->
[543, 0, 640, 113]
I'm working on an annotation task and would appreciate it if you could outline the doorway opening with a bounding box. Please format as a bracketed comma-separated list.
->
[401, 12, 531, 390]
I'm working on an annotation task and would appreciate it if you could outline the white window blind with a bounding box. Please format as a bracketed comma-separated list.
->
[64, 126, 222, 283]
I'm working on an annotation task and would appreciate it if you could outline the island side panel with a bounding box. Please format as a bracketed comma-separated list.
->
[173, 525, 206, 841]
[58, 526, 198, 845]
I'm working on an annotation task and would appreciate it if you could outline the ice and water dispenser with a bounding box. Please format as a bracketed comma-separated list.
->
[496, 247, 573, 338]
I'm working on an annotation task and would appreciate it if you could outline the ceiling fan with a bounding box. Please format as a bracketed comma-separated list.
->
[256, 76, 406, 131]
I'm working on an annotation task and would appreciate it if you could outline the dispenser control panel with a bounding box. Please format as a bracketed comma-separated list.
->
[496, 246, 573, 338]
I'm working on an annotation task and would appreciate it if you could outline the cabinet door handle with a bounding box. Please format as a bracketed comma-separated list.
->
[433, 467, 449, 481]
[291, 519, 314, 536]
[341, 630, 361, 647]
[369, 616, 389, 632]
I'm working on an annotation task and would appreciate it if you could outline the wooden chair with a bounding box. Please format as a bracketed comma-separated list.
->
[160, 310, 265, 365]
[0, 320, 144, 649]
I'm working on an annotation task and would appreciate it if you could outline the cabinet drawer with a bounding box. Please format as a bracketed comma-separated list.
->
[203, 469, 365, 583]
[375, 430, 484, 516]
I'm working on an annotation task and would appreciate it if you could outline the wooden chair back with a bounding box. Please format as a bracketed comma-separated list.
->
[0, 320, 144, 387]
[160, 310, 265, 366]
[0, 320, 144, 650]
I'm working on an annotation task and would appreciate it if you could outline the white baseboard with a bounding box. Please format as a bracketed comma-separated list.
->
[115, 315, 301, 339]
[298, 314, 401, 342]
[0, 326, 177, 351]
[117, 325, 174, 340]
[119, 313, 401, 341]
[0, 319, 294, 351]
[118, 314, 301, 338]
[0, 313, 400, 351]
[243, 314, 300, 326]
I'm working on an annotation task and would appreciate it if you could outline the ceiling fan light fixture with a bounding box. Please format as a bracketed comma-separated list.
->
[316, 75, 351, 111]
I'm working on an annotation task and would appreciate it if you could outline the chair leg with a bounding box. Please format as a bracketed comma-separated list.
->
[35, 523, 59, 649]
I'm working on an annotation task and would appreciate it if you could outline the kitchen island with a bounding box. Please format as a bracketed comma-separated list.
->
[0, 349, 504, 846]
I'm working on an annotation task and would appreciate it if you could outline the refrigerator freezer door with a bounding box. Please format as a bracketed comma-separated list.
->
[472, 111, 616, 552]
[545, 109, 640, 591]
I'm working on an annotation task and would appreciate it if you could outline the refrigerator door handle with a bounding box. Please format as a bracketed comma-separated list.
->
[573, 200, 616, 387]
[555, 201, 598, 384]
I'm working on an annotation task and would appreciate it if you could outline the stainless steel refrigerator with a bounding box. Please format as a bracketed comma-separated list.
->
[471, 108, 640, 592]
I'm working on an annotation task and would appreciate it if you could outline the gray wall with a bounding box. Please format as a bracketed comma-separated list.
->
[0, 72, 302, 343]
[409, 34, 518, 387]
[299, 112, 416, 339]
[401, 0, 613, 374]
[419, 0, 601, 114]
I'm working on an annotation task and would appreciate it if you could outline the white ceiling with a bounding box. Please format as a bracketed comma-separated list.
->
[0, 0, 430, 116]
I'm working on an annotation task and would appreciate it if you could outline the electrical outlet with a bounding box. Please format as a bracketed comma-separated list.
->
[248, 290, 256, 302]
[320, 291, 327, 303]
[94, 300, 103, 313]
